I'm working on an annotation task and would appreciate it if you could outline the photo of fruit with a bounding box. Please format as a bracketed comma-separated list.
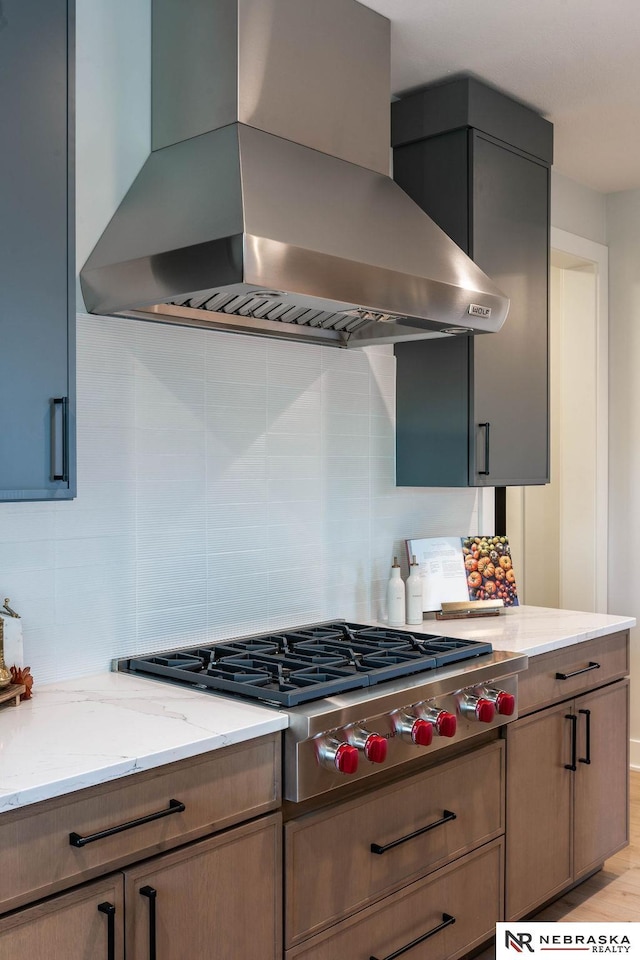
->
[461, 535, 519, 606]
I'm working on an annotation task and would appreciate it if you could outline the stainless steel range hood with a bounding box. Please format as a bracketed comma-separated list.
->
[80, 0, 509, 348]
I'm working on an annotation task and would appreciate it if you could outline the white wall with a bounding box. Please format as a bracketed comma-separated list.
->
[0, 0, 482, 683]
[551, 171, 607, 244]
[606, 187, 640, 765]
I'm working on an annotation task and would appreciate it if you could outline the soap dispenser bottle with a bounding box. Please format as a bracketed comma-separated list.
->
[386, 557, 406, 628]
[406, 555, 423, 625]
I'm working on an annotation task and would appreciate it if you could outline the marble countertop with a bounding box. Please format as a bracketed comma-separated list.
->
[0, 605, 633, 815]
[390, 604, 636, 657]
[0, 672, 287, 814]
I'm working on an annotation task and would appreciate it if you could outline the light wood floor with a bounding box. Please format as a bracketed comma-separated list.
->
[475, 769, 640, 958]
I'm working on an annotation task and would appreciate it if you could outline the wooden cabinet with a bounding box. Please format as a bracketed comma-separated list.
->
[0, 735, 282, 959]
[0, 0, 75, 500]
[506, 676, 629, 919]
[126, 815, 281, 960]
[391, 77, 552, 487]
[286, 840, 503, 960]
[285, 740, 503, 946]
[285, 741, 504, 959]
[0, 734, 280, 914]
[0, 875, 124, 959]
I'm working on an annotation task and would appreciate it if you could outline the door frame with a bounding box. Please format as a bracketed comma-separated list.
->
[501, 228, 608, 611]
[550, 227, 609, 612]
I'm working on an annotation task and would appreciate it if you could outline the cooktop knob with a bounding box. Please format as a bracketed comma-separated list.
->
[392, 712, 434, 747]
[457, 692, 495, 723]
[346, 726, 388, 763]
[315, 737, 359, 775]
[335, 743, 360, 774]
[364, 733, 388, 763]
[418, 705, 457, 738]
[483, 687, 516, 716]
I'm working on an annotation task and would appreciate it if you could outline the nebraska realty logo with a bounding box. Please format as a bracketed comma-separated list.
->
[496, 923, 639, 955]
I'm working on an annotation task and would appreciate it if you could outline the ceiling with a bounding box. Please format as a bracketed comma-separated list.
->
[363, 0, 640, 194]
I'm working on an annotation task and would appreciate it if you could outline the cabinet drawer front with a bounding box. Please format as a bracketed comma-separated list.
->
[125, 814, 281, 960]
[0, 734, 280, 914]
[0, 875, 124, 958]
[518, 632, 629, 714]
[285, 741, 503, 946]
[286, 840, 503, 960]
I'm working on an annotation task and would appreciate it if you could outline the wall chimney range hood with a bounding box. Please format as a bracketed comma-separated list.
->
[80, 0, 509, 348]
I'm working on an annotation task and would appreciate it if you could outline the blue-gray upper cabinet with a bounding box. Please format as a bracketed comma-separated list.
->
[0, 0, 76, 500]
[392, 78, 552, 487]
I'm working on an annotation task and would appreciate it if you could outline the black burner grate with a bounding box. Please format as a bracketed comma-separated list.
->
[122, 621, 494, 707]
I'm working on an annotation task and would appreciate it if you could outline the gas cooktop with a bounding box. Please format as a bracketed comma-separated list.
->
[117, 621, 494, 708]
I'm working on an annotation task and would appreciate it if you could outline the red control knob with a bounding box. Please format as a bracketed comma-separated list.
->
[411, 718, 434, 747]
[495, 691, 515, 716]
[335, 743, 359, 774]
[435, 710, 457, 738]
[393, 711, 434, 747]
[476, 698, 495, 723]
[364, 734, 388, 763]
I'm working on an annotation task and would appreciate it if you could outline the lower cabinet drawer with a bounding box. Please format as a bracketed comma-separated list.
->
[0, 734, 280, 914]
[517, 631, 629, 714]
[285, 740, 503, 946]
[285, 839, 503, 960]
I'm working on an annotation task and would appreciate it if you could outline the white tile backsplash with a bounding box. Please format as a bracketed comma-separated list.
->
[0, 314, 483, 683]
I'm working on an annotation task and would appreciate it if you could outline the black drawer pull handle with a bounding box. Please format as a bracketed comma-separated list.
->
[478, 422, 491, 475]
[371, 810, 456, 855]
[370, 913, 456, 960]
[579, 708, 592, 765]
[70, 798, 185, 847]
[565, 714, 577, 771]
[97, 901, 116, 960]
[140, 886, 157, 960]
[556, 661, 600, 680]
[50, 397, 69, 482]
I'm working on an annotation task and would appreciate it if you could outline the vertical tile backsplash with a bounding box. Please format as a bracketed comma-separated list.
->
[0, 314, 481, 683]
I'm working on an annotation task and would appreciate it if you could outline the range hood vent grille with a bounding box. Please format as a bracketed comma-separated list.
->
[169, 293, 373, 333]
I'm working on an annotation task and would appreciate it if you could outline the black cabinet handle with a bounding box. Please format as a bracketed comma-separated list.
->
[69, 798, 185, 847]
[478, 422, 490, 475]
[370, 913, 456, 960]
[579, 708, 592, 765]
[97, 902, 116, 960]
[140, 886, 157, 960]
[565, 714, 577, 771]
[50, 397, 69, 482]
[556, 661, 600, 680]
[371, 810, 456, 854]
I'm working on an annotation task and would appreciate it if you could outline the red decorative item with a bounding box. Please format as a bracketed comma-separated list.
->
[10, 665, 33, 700]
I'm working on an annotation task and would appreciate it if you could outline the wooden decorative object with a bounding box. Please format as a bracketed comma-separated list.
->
[0, 683, 26, 708]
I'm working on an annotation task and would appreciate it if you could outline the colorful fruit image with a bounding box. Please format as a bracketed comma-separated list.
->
[461, 535, 518, 607]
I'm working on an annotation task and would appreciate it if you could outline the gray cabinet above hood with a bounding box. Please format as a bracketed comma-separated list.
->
[80, 0, 509, 348]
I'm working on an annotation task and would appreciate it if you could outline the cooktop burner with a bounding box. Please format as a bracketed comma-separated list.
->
[120, 621, 494, 707]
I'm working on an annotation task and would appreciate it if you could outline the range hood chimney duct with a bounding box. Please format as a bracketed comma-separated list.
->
[80, 0, 509, 348]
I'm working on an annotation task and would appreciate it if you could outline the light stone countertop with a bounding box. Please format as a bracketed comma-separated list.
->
[0, 672, 287, 814]
[385, 604, 636, 657]
[0, 605, 634, 815]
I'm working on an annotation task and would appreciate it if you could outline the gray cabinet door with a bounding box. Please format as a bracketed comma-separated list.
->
[470, 134, 549, 486]
[393, 123, 549, 488]
[0, 0, 75, 500]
